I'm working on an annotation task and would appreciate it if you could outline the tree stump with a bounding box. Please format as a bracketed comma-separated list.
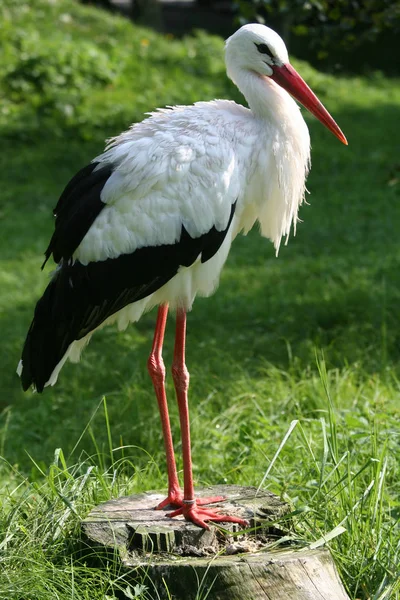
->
[83, 485, 350, 600]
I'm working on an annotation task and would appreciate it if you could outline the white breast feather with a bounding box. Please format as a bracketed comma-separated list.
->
[255, 88, 311, 253]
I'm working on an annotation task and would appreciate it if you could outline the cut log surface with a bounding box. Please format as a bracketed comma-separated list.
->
[83, 485, 350, 600]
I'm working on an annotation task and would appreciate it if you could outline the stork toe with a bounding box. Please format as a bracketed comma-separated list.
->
[167, 502, 249, 530]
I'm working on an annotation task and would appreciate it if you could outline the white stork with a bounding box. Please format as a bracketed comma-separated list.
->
[18, 24, 347, 529]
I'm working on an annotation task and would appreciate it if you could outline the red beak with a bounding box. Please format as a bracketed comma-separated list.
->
[271, 63, 348, 146]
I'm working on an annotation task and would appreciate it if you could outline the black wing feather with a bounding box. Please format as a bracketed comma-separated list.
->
[43, 162, 113, 267]
[20, 202, 236, 392]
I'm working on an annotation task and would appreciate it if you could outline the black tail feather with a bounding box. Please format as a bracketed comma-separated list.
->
[19, 260, 175, 393]
[20, 273, 73, 392]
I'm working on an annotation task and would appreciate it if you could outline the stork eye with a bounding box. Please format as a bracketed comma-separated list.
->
[255, 43, 274, 60]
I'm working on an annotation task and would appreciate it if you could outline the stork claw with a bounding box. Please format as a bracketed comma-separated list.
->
[167, 501, 249, 530]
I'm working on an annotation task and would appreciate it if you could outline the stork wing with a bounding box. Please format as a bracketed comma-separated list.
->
[20, 114, 241, 391]
[20, 201, 236, 392]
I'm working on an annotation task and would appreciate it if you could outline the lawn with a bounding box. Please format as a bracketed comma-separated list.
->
[1, 1, 400, 599]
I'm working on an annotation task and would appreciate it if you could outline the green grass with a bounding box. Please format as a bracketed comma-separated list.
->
[1, 1, 400, 598]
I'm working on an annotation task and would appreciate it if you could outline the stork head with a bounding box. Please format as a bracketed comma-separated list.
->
[225, 24, 347, 145]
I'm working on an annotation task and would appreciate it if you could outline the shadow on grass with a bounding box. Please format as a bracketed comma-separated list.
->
[1, 101, 400, 470]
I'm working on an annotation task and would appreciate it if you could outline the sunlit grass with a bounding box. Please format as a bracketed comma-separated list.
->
[1, 363, 399, 599]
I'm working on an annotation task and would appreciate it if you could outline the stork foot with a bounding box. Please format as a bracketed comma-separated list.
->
[155, 488, 184, 510]
[167, 501, 249, 530]
[156, 492, 226, 510]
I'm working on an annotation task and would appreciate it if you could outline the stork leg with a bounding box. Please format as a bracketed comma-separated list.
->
[148, 305, 233, 512]
[147, 304, 183, 509]
[167, 308, 249, 530]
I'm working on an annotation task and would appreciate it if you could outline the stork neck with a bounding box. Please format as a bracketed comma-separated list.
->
[231, 66, 296, 123]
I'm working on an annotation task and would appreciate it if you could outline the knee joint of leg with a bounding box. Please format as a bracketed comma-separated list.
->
[147, 353, 166, 383]
[172, 363, 189, 390]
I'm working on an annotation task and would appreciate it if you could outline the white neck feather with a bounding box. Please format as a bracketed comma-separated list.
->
[229, 65, 311, 253]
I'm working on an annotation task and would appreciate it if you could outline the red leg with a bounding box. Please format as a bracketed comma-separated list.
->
[147, 304, 182, 509]
[167, 308, 249, 530]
